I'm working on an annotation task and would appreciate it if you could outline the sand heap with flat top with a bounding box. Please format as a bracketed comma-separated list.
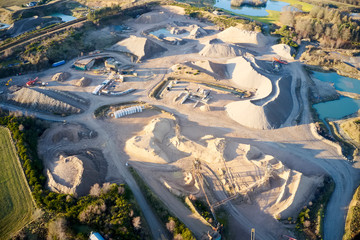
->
[217, 26, 268, 47]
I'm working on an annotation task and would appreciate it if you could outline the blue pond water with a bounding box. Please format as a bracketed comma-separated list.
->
[0, 22, 9, 30]
[214, 0, 289, 17]
[149, 28, 189, 38]
[312, 71, 360, 120]
[50, 13, 76, 22]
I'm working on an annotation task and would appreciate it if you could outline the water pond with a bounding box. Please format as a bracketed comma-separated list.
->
[50, 13, 77, 22]
[0, 23, 10, 30]
[149, 28, 189, 38]
[312, 71, 360, 120]
[214, 0, 289, 16]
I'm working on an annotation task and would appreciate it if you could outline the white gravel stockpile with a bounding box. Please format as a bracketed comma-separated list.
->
[135, 11, 169, 24]
[189, 25, 207, 39]
[199, 41, 242, 58]
[271, 44, 294, 60]
[10, 88, 80, 114]
[227, 56, 272, 99]
[226, 75, 293, 129]
[218, 26, 268, 47]
[108, 35, 166, 61]
[225, 56, 293, 129]
[192, 60, 228, 79]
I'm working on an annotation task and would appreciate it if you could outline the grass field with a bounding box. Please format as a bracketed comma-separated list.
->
[279, 0, 314, 12]
[0, 127, 35, 239]
[242, 10, 281, 24]
[0, 0, 28, 8]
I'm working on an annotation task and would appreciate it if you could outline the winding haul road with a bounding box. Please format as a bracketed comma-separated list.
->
[2, 62, 358, 240]
[1, 29, 359, 240]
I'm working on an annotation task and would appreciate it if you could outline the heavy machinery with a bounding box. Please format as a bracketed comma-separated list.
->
[26, 77, 38, 86]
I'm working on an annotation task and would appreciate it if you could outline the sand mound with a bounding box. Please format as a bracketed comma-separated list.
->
[227, 56, 272, 99]
[218, 26, 268, 47]
[225, 56, 293, 129]
[232, 143, 322, 218]
[189, 25, 207, 39]
[52, 72, 71, 82]
[75, 77, 92, 87]
[226, 75, 293, 129]
[47, 149, 107, 197]
[108, 35, 167, 61]
[191, 60, 228, 79]
[271, 44, 294, 60]
[135, 11, 169, 24]
[311, 78, 338, 102]
[126, 118, 321, 218]
[125, 118, 226, 164]
[9, 88, 80, 114]
[169, 27, 187, 35]
[125, 118, 178, 164]
[199, 41, 243, 58]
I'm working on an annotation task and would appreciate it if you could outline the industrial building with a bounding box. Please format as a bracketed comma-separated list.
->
[112, 106, 144, 118]
[105, 58, 122, 72]
[73, 58, 95, 71]
[89, 232, 105, 240]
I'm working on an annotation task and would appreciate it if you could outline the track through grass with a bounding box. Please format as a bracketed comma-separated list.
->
[0, 127, 35, 239]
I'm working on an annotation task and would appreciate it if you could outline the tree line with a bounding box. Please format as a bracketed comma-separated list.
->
[279, 6, 360, 48]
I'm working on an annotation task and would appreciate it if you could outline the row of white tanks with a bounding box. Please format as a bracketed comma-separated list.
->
[113, 105, 144, 118]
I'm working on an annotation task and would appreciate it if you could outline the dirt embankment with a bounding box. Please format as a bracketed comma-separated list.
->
[300, 48, 360, 80]
[38, 123, 106, 197]
[7, 87, 81, 115]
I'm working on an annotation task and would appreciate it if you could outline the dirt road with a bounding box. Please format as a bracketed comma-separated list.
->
[1, 5, 359, 239]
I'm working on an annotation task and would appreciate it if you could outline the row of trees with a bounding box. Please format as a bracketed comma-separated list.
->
[279, 6, 360, 48]
[87, 5, 122, 22]
[0, 113, 146, 239]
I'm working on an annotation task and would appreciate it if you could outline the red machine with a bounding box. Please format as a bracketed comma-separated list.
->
[26, 77, 38, 86]
[273, 57, 288, 65]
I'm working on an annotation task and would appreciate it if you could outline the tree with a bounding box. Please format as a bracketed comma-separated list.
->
[166, 219, 176, 233]
[90, 183, 101, 197]
[280, 7, 296, 27]
[47, 218, 68, 240]
[132, 216, 141, 230]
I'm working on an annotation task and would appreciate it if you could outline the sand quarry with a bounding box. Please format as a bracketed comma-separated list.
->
[0, 5, 354, 240]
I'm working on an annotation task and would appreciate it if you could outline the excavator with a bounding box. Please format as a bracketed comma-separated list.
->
[26, 77, 38, 86]
[273, 57, 288, 65]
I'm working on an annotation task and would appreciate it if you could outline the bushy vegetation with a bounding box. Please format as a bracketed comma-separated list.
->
[279, 6, 360, 48]
[344, 186, 360, 240]
[87, 5, 121, 22]
[129, 166, 195, 240]
[0, 112, 148, 239]
[0, 22, 98, 78]
[193, 199, 213, 223]
[295, 176, 334, 239]
[274, 25, 299, 48]
[329, 122, 356, 160]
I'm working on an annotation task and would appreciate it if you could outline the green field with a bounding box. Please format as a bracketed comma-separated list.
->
[0, 127, 35, 239]
[242, 10, 281, 24]
[279, 0, 314, 12]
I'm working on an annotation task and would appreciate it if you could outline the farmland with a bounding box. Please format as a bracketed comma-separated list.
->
[0, 127, 35, 239]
